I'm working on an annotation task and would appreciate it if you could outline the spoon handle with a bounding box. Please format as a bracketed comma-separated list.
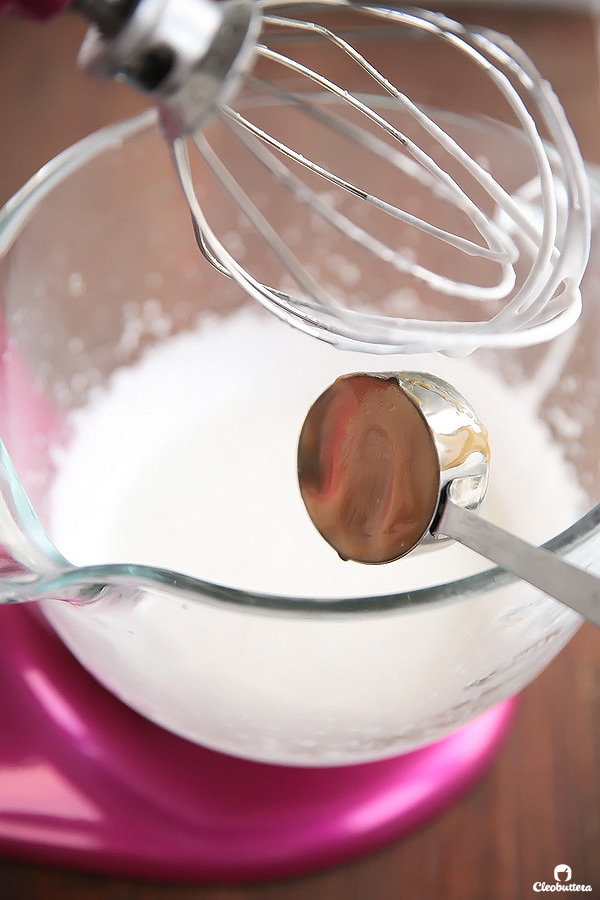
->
[435, 500, 600, 627]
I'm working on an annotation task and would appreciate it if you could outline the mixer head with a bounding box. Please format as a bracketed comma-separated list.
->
[76, 0, 592, 354]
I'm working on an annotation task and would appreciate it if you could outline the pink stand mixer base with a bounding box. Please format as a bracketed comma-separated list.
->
[0, 603, 517, 882]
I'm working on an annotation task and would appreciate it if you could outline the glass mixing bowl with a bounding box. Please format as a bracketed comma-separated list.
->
[1, 88, 600, 766]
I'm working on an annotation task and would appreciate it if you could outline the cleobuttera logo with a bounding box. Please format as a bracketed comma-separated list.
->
[533, 864, 592, 892]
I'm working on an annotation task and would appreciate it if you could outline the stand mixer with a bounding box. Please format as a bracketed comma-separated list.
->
[0, 0, 599, 883]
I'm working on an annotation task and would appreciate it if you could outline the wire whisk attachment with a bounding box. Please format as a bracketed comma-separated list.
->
[79, 0, 591, 354]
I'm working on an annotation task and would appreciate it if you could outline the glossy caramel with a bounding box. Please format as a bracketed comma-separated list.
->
[298, 374, 440, 563]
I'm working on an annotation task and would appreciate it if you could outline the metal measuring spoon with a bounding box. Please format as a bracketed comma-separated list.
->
[297, 371, 600, 626]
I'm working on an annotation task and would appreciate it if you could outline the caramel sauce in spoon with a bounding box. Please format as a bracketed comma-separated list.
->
[297, 373, 440, 563]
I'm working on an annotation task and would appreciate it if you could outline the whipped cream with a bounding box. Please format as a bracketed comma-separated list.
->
[43, 308, 586, 763]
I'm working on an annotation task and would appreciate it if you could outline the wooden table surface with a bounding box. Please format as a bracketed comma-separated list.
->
[1, 5, 600, 899]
